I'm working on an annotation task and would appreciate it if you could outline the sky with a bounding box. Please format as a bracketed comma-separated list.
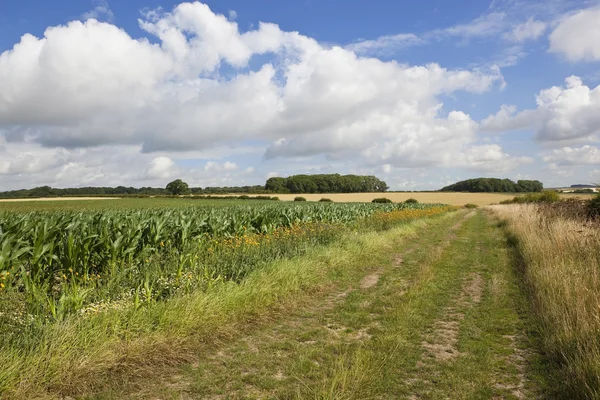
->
[1, 0, 600, 190]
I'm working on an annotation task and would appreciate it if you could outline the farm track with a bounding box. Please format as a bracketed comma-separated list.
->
[98, 211, 543, 399]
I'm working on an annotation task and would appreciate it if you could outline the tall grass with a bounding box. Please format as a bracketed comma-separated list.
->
[491, 204, 600, 398]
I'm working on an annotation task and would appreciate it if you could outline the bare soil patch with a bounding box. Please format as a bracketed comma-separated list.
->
[421, 273, 484, 362]
[494, 335, 528, 399]
[360, 272, 381, 289]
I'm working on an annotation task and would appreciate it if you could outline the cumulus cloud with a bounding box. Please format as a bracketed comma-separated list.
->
[204, 161, 238, 172]
[549, 7, 600, 61]
[543, 145, 600, 166]
[144, 156, 178, 179]
[506, 18, 546, 42]
[481, 75, 600, 142]
[0, 1, 523, 189]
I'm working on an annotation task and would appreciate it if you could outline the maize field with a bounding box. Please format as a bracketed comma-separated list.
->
[0, 201, 451, 328]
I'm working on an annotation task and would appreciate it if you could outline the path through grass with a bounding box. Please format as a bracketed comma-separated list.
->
[94, 210, 546, 399]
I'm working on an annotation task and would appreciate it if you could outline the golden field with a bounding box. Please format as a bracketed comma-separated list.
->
[274, 192, 596, 205]
[271, 192, 510, 205]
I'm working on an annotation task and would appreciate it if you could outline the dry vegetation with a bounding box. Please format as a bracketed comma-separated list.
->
[259, 192, 518, 205]
[490, 203, 600, 398]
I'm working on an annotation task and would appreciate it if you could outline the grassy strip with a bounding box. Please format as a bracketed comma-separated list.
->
[0, 212, 454, 398]
[491, 204, 600, 399]
[119, 211, 545, 399]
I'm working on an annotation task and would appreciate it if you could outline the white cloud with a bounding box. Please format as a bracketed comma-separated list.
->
[481, 75, 600, 142]
[0, 1, 523, 189]
[506, 18, 546, 42]
[144, 156, 178, 179]
[348, 12, 509, 57]
[480, 104, 535, 131]
[203, 161, 238, 172]
[549, 7, 600, 61]
[434, 12, 507, 39]
[543, 145, 600, 166]
[228, 10, 237, 21]
[82, 0, 115, 23]
[346, 34, 424, 56]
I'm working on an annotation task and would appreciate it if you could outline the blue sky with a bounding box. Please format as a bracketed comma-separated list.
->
[1, 0, 600, 190]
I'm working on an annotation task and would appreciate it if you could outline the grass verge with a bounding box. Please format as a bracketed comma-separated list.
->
[491, 204, 600, 399]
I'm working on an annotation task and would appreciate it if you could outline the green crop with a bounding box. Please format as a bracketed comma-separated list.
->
[0, 202, 447, 323]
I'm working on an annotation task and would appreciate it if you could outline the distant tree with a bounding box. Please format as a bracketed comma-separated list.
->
[265, 174, 388, 194]
[441, 178, 543, 193]
[28, 186, 55, 198]
[372, 198, 392, 203]
[166, 179, 190, 195]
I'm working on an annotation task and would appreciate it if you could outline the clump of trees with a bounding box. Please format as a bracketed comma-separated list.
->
[265, 174, 388, 194]
[441, 178, 543, 193]
[166, 179, 190, 195]
[372, 198, 392, 203]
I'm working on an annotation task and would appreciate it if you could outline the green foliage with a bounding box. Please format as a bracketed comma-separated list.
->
[441, 178, 543, 193]
[319, 198, 333, 202]
[574, 188, 595, 194]
[587, 194, 600, 219]
[0, 202, 446, 313]
[265, 174, 388, 194]
[464, 203, 479, 208]
[294, 197, 307, 202]
[504, 191, 561, 204]
[372, 198, 392, 203]
[253, 195, 278, 201]
[165, 179, 190, 195]
[404, 198, 419, 204]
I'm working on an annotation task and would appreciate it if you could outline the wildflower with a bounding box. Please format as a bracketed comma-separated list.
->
[0, 283, 4, 288]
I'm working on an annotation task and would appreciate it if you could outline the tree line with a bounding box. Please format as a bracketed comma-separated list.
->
[265, 174, 389, 193]
[0, 174, 389, 198]
[440, 178, 543, 193]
